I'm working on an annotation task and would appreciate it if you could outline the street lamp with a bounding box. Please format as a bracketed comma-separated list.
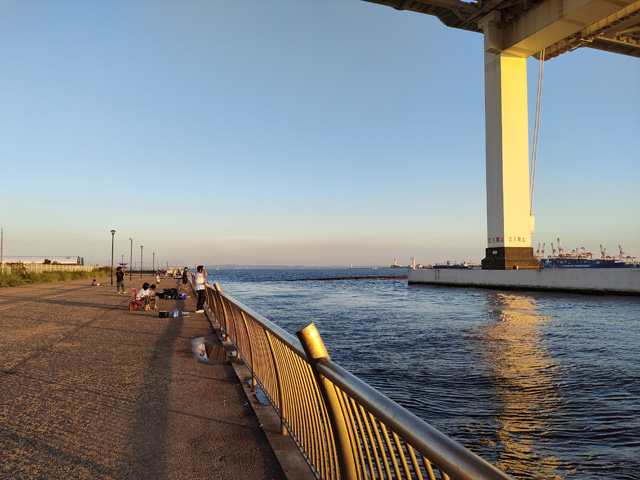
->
[110, 230, 116, 285]
[140, 246, 143, 278]
[129, 238, 133, 281]
[153, 252, 155, 273]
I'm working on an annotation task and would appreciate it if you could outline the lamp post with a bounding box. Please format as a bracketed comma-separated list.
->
[110, 230, 116, 285]
[129, 238, 133, 281]
[153, 252, 155, 273]
[140, 246, 143, 278]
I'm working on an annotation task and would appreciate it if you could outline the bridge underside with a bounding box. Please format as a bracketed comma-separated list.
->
[364, 0, 639, 269]
[364, 0, 640, 60]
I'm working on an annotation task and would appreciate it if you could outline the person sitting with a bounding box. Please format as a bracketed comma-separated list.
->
[136, 282, 155, 311]
[148, 284, 158, 309]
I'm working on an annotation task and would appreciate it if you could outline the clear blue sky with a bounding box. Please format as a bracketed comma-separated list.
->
[1, 0, 638, 267]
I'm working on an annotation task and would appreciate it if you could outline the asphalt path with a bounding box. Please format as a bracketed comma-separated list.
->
[0, 275, 286, 479]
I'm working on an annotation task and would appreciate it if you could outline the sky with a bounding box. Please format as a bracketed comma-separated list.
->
[1, 0, 638, 268]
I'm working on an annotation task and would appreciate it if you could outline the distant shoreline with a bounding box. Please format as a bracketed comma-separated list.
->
[290, 275, 407, 281]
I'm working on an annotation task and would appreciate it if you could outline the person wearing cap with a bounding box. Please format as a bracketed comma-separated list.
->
[116, 266, 125, 293]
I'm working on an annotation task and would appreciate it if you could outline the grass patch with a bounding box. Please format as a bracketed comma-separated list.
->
[0, 267, 111, 287]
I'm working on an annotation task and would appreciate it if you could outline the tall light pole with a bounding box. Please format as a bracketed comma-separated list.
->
[129, 238, 133, 281]
[110, 230, 116, 285]
[153, 252, 155, 273]
[140, 246, 143, 278]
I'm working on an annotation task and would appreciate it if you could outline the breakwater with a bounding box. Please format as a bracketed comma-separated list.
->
[408, 268, 640, 295]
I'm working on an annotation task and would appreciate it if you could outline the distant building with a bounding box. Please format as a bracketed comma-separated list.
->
[1, 256, 84, 265]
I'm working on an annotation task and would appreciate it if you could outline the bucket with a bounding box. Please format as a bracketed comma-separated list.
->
[172, 309, 179, 318]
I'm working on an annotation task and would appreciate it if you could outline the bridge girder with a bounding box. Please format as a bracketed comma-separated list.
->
[364, 0, 640, 59]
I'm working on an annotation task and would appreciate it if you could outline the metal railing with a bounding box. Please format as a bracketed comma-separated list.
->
[204, 282, 513, 480]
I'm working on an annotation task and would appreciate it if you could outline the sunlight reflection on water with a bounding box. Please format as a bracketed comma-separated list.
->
[207, 268, 640, 480]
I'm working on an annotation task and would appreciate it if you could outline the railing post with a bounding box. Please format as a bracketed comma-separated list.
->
[297, 323, 358, 480]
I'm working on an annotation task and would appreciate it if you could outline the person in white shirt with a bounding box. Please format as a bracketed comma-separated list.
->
[136, 283, 157, 310]
[195, 265, 207, 313]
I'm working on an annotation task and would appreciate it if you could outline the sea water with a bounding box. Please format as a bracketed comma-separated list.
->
[206, 268, 640, 480]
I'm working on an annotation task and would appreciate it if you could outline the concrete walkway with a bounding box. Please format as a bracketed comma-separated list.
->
[0, 275, 287, 479]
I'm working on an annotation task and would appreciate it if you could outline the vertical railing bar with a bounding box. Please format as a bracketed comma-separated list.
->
[299, 354, 330, 479]
[421, 455, 437, 480]
[212, 284, 225, 332]
[221, 296, 234, 342]
[240, 312, 256, 390]
[289, 350, 316, 468]
[248, 319, 270, 399]
[306, 359, 333, 480]
[350, 397, 376, 480]
[213, 284, 229, 337]
[370, 414, 393, 479]
[369, 413, 391, 478]
[407, 444, 425, 480]
[392, 431, 413, 479]
[264, 330, 287, 436]
[336, 388, 365, 480]
[229, 303, 241, 352]
[214, 289, 225, 327]
[380, 422, 402, 480]
[228, 303, 240, 351]
[358, 404, 383, 480]
[299, 356, 320, 473]
[277, 342, 299, 440]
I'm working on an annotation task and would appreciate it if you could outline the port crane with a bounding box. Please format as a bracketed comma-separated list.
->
[618, 245, 636, 263]
[600, 244, 608, 260]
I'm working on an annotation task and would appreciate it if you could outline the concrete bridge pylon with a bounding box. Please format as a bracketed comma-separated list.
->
[479, 14, 540, 270]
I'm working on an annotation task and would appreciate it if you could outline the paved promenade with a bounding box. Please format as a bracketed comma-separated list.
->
[0, 275, 287, 479]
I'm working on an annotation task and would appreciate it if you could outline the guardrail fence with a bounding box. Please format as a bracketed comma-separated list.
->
[204, 281, 513, 480]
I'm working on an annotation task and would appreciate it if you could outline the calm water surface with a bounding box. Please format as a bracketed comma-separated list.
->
[206, 268, 640, 480]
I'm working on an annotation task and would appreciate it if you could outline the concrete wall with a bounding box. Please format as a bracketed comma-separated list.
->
[408, 268, 640, 295]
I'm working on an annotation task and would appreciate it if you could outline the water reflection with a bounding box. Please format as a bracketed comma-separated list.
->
[478, 292, 564, 479]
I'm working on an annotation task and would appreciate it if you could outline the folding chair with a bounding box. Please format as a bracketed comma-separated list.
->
[128, 287, 145, 310]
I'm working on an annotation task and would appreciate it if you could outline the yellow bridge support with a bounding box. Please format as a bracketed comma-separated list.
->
[480, 17, 540, 269]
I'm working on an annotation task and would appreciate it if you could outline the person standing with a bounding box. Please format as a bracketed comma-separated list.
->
[195, 265, 207, 313]
[180, 267, 189, 292]
[116, 266, 125, 293]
